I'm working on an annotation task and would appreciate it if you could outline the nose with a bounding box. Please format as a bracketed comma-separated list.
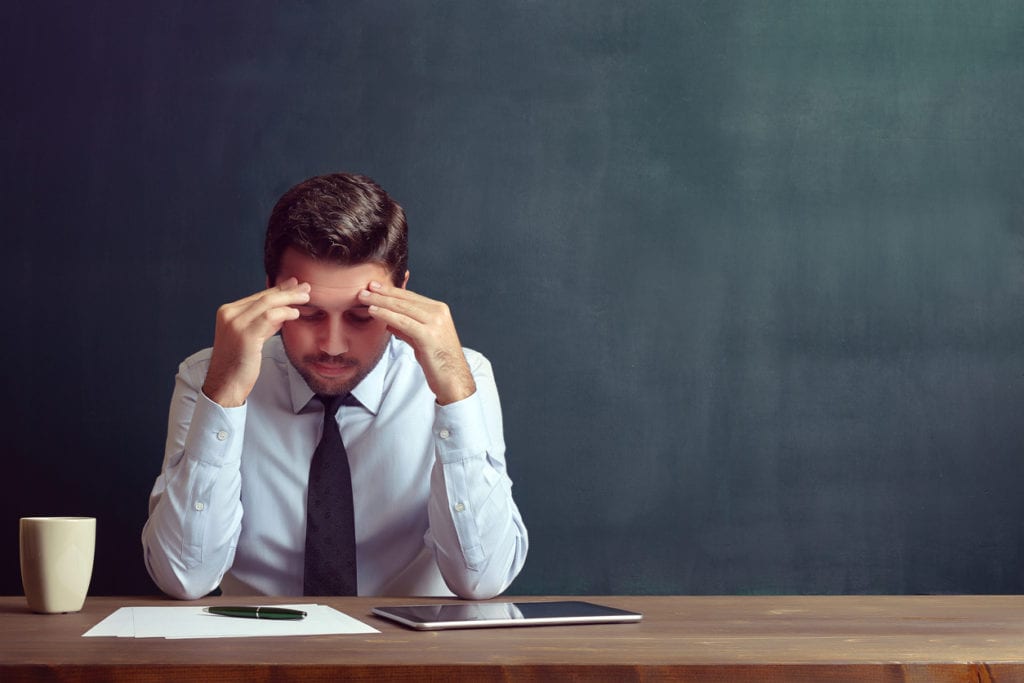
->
[319, 315, 349, 356]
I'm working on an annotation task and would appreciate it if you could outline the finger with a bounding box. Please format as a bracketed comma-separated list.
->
[256, 303, 302, 336]
[260, 282, 312, 311]
[365, 303, 422, 337]
[227, 302, 302, 346]
[358, 286, 437, 324]
[360, 294, 429, 325]
[367, 280, 435, 305]
[232, 281, 311, 322]
[226, 277, 303, 308]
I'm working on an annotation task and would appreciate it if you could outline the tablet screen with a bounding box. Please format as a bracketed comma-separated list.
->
[371, 600, 643, 630]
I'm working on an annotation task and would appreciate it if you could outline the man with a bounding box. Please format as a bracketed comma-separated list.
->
[142, 173, 528, 599]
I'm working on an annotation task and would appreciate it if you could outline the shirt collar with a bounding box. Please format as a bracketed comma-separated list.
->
[284, 337, 392, 416]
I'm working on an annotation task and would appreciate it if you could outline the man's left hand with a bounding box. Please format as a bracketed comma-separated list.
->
[361, 280, 476, 405]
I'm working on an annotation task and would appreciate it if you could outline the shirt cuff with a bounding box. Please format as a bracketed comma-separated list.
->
[433, 392, 490, 464]
[183, 391, 246, 467]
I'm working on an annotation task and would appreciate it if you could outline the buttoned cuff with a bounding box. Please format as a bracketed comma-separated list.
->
[433, 392, 490, 464]
[183, 392, 246, 467]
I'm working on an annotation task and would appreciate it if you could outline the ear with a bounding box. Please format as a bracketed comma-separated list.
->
[400, 270, 410, 289]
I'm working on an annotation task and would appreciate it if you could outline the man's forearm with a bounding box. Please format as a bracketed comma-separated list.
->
[142, 367, 247, 599]
[425, 370, 528, 600]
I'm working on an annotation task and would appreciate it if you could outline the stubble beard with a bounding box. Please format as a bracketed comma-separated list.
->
[284, 336, 391, 397]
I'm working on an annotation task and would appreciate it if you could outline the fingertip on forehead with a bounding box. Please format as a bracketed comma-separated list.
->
[277, 253, 392, 303]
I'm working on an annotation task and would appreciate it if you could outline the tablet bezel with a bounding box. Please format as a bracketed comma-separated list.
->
[371, 599, 643, 631]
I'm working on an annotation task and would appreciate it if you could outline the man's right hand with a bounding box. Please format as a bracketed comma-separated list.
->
[201, 278, 311, 407]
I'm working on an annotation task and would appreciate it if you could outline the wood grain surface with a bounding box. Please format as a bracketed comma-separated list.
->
[2, 595, 1023, 681]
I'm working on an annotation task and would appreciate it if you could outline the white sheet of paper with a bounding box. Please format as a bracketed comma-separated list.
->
[83, 604, 379, 639]
[82, 606, 135, 637]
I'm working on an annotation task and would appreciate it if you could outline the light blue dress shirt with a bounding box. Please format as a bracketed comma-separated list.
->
[142, 336, 528, 599]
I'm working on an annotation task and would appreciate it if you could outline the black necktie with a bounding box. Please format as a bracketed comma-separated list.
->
[303, 394, 357, 595]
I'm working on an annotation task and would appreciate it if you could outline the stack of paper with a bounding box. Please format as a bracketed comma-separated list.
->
[82, 604, 380, 639]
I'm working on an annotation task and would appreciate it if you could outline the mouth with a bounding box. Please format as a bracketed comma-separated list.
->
[309, 360, 358, 378]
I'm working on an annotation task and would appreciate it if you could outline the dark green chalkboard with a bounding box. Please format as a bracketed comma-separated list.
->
[4, 1, 1024, 596]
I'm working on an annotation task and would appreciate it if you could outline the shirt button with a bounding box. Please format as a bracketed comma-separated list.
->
[216, 430, 229, 441]
[194, 502, 206, 511]
[453, 502, 466, 513]
[439, 429, 451, 439]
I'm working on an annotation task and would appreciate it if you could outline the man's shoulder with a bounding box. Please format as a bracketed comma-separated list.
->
[179, 346, 214, 372]
[462, 346, 489, 373]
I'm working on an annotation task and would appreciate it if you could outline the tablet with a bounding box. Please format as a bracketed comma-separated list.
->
[371, 600, 643, 630]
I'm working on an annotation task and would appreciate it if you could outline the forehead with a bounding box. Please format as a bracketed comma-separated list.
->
[276, 247, 389, 305]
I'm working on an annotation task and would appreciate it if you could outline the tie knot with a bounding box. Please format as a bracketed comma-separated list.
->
[315, 393, 356, 413]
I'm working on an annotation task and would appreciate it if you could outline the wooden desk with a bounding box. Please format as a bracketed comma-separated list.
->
[2, 595, 1024, 681]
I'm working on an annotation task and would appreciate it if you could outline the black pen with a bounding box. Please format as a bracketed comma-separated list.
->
[204, 606, 308, 620]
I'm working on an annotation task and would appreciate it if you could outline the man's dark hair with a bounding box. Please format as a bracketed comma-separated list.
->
[264, 173, 408, 285]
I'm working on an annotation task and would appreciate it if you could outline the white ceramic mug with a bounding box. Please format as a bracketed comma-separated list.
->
[19, 517, 96, 614]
